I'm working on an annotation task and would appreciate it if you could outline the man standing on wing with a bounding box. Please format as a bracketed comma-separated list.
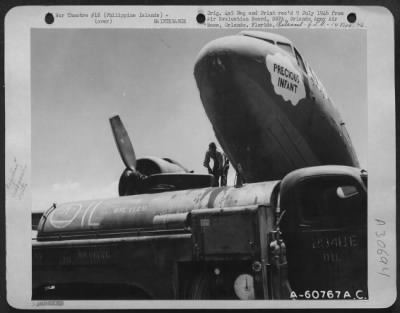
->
[203, 142, 226, 187]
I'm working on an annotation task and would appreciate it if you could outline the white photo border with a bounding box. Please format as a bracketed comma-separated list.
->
[4, 5, 396, 309]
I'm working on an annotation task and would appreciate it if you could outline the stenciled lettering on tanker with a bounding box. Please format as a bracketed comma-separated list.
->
[266, 53, 306, 105]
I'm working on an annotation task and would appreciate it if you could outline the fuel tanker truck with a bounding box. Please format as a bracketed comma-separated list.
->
[32, 165, 368, 300]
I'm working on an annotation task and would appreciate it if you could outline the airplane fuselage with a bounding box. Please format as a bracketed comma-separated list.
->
[194, 31, 360, 182]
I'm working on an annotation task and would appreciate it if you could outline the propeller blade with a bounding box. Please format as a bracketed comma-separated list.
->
[110, 115, 137, 171]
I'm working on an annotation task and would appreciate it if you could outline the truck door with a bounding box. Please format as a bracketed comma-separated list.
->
[279, 166, 367, 300]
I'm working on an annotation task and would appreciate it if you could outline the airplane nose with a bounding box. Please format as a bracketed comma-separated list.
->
[194, 35, 316, 182]
[194, 35, 276, 129]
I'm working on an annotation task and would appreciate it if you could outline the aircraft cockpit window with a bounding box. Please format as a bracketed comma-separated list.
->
[276, 42, 293, 55]
[243, 34, 274, 45]
[262, 38, 274, 44]
[294, 48, 307, 73]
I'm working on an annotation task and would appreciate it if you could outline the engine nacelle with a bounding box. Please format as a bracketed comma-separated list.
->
[118, 157, 213, 196]
[136, 157, 187, 176]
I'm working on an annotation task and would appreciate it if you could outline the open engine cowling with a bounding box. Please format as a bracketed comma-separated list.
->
[118, 157, 212, 196]
[136, 157, 187, 176]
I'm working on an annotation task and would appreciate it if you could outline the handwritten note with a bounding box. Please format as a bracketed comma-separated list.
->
[6, 157, 28, 200]
[375, 218, 390, 278]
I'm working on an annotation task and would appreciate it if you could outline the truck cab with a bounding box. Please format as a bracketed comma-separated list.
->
[279, 165, 368, 299]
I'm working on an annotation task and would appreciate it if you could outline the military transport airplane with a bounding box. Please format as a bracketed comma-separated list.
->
[194, 30, 360, 183]
[101, 29, 362, 197]
[32, 30, 361, 226]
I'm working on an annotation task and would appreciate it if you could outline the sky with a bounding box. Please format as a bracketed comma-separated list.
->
[31, 28, 367, 212]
